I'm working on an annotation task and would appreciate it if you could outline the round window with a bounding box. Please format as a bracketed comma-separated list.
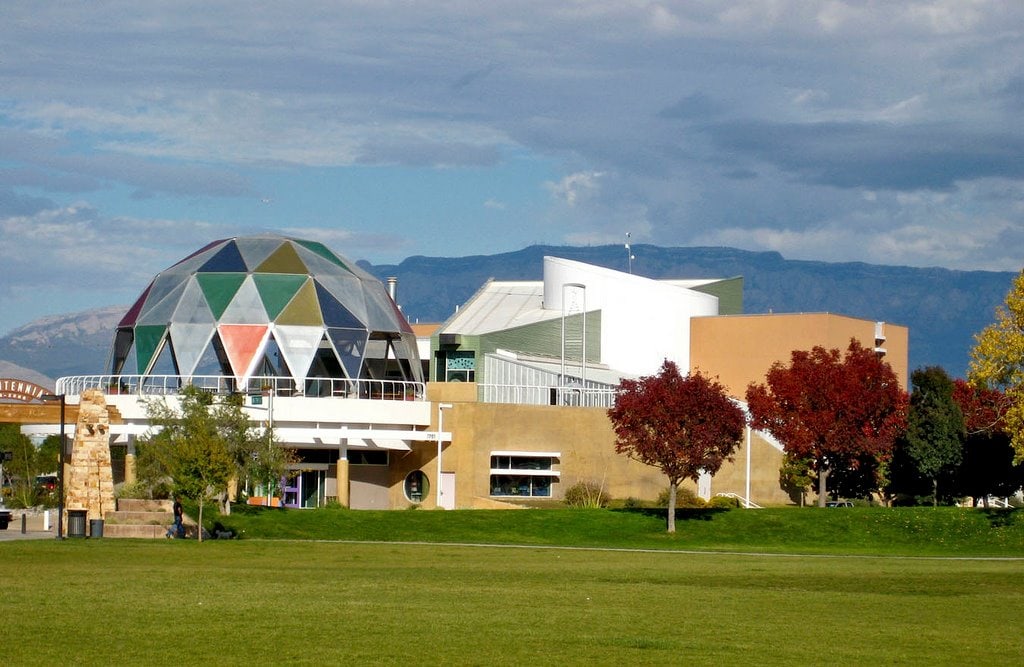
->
[404, 470, 429, 504]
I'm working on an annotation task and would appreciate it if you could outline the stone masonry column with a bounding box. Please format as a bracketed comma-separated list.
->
[64, 389, 116, 522]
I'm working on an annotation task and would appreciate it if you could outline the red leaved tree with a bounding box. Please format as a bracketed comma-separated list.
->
[608, 360, 745, 533]
[746, 340, 908, 506]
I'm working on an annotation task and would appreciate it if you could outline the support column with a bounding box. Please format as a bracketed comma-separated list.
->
[336, 452, 350, 508]
[124, 437, 137, 485]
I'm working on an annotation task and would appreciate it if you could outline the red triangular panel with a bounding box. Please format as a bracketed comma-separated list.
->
[218, 324, 269, 379]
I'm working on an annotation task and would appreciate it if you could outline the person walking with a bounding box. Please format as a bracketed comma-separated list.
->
[167, 497, 184, 538]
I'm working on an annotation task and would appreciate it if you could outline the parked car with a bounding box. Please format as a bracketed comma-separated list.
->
[0, 500, 11, 529]
[826, 500, 854, 508]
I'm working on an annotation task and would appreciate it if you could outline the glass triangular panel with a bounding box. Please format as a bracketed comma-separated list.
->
[314, 282, 363, 328]
[171, 277, 216, 324]
[327, 328, 368, 379]
[219, 276, 269, 324]
[138, 280, 188, 325]
[315, 274, 369, 325]
[274, 325, 325, 384]
[235, 236, 285, 270]
[169, 322, 217, 377]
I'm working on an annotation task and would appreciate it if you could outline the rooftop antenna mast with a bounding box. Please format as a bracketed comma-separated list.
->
[625, 232, 635, 274]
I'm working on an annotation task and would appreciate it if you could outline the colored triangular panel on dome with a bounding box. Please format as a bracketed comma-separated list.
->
[294, 239, 350, 271]
[138, 280, 189, 325]
[218, 276, 270, 324]
[134, 324, 168, 375]
[171, 277, 216, 324]
[327, 328, 368, 379]
[235, 236, 285, 269]
[274, 325, 325, 385]
[315, 274, 369, 325]
[314, 281, 364, 328]
[119, 281, 154, 327]
[253, 274, 308, 320]
[197, 273, 247, 319]
[278, 279, 324, 326]
[218, 324, 269, 379]
[168, 322, 216, 377]
[199, 240, 248, 273]
[255, 241, 308, 274]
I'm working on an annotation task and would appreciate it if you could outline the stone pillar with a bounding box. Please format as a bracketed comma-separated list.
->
[64, 389, 116, 521]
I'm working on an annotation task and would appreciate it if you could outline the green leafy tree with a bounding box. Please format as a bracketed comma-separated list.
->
[141, 386, 237, 541]
[609, 360, 746, 533]
[216, 392, 297, 507]
[968, 270, 1024, 461]
[746, 339, 908, 506]
[779, 454, 814, 506]
[902, 367, 965, 506]
[1, 423, 38, 508]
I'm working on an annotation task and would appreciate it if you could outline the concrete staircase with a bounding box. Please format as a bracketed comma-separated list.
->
[103, 498, 182, 538]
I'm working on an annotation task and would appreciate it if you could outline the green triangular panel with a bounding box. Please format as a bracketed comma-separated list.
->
[256, 242, 308, 274]
[197, 273, 247, 319]
[277, 279, 324, 326]
[134, 324, 168, 374]
[253, 274, 308, 320]
[294, 240, 349, 271]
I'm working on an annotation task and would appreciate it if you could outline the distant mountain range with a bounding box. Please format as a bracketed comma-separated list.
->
[0, 245, 1015, 385]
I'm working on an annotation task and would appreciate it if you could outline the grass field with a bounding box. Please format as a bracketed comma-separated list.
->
[4, 508, 1023, 665]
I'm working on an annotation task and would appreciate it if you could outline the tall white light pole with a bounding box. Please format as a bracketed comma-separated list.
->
[436, 403, 453, 508]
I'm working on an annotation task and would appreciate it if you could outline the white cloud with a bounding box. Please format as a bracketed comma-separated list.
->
[545, 171, 604, 207]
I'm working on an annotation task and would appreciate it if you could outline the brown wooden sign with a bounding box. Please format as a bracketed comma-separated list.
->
[0, 378, 52, 402]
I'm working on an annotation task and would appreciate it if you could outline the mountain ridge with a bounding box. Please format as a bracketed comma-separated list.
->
[0, 245, 1015, 381]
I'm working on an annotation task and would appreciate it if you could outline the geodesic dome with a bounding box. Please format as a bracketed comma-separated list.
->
[109, 235, 421, 386]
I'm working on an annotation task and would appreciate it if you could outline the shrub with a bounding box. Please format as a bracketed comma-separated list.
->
[563, 481, 609, 508]
[116, 480, 150, 499]
[656, 486, 705, 508]
[708, 494, 740, 509]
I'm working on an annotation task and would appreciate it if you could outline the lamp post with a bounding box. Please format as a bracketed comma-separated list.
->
[436, 403, 453, 509]
[41, 393, 66, 540]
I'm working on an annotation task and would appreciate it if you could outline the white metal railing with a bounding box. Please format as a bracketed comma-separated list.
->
[55, 375, 426, 402]
[715, 492, 762, 509]
[479, 383, 618, 408]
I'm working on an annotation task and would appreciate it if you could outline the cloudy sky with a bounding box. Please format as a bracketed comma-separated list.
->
[2, 1, 1023, 333]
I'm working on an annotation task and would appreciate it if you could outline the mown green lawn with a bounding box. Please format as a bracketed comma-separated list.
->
[5, 507, 1023, 665]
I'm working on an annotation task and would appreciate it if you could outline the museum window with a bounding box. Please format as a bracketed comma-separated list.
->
[489, 451, 560, 498]
[348, 450, 388, 465]
[444, 351, 476, 382]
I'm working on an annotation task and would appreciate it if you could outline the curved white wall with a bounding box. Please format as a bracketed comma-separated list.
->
[542, 257, 718, 376]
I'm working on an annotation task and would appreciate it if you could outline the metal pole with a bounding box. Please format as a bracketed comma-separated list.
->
[744, 424, 751, 509]
[436, 403, 452, 508]
[57, 395, 65, 539]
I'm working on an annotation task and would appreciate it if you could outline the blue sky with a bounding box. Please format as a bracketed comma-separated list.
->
[2, 1, 1023, 334]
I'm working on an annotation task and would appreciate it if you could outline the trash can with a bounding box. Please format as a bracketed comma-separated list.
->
[89, 518, 104, 538]
[67, 509, 87, 538]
